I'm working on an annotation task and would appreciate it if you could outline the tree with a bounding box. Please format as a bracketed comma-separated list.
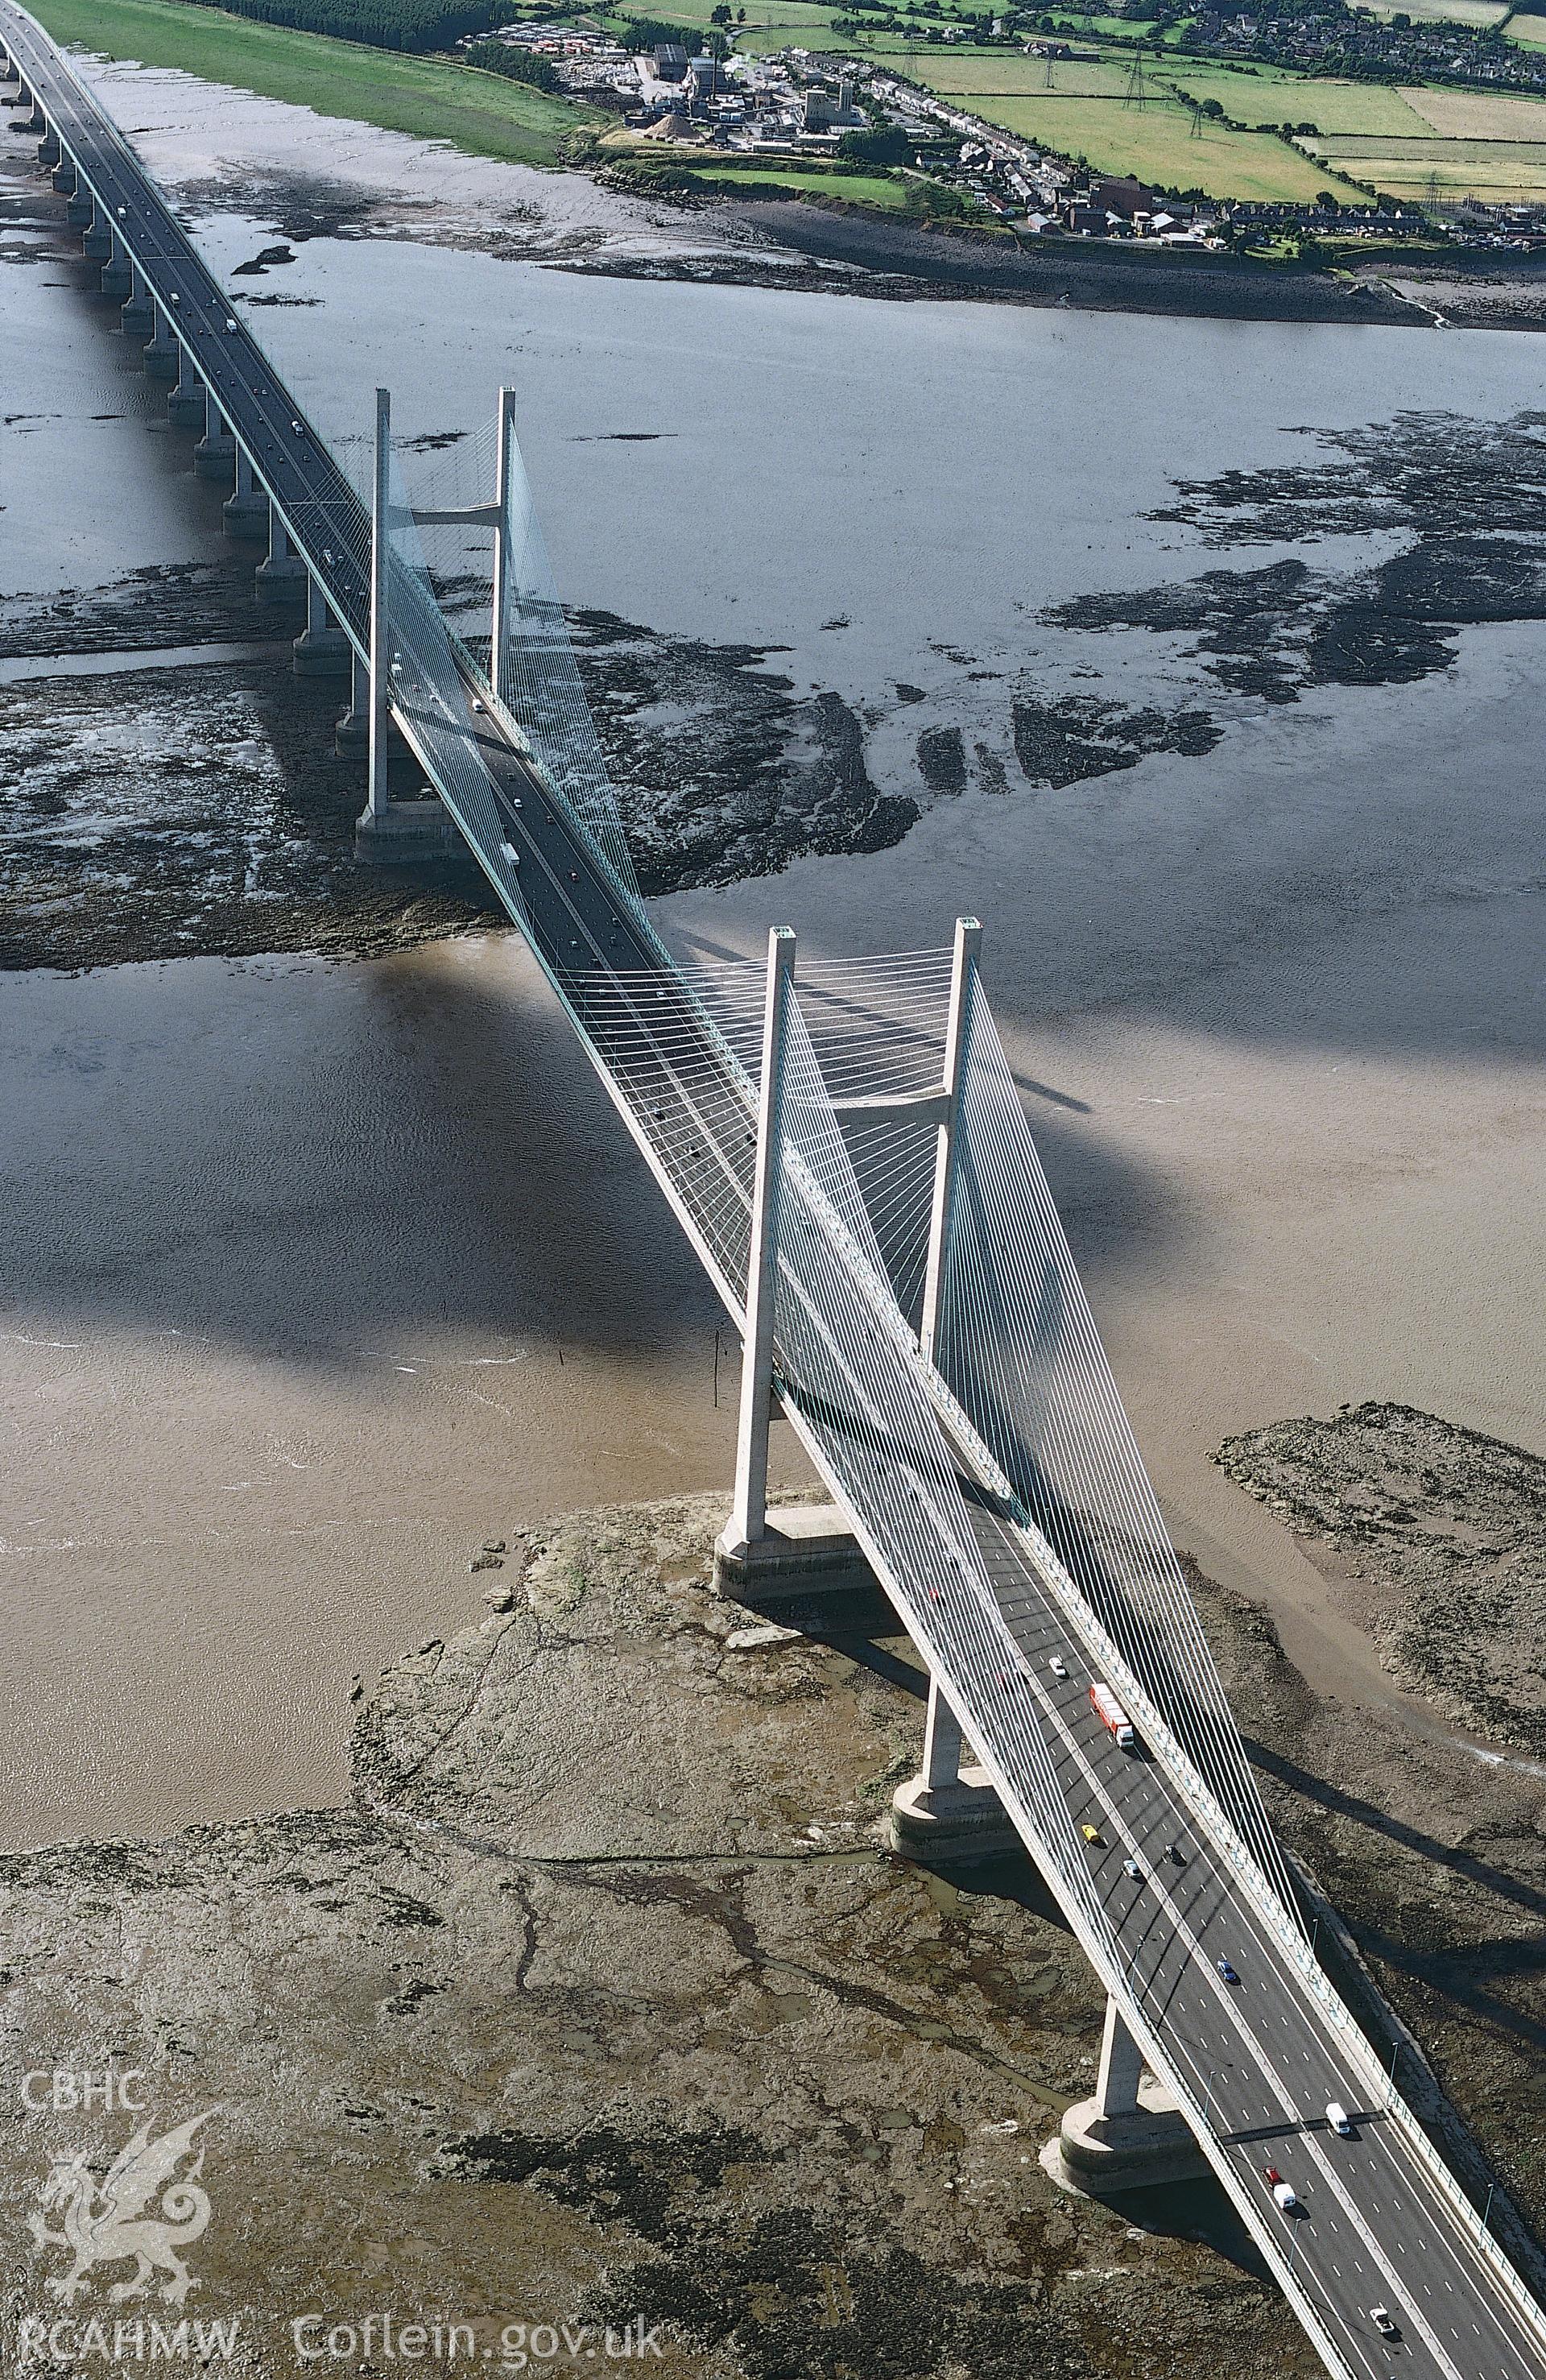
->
[838, 121, 911, 162]
[710, 3, 732, 23]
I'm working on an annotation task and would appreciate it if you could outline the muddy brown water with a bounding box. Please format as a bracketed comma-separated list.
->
[2, 56, 1544, 1849]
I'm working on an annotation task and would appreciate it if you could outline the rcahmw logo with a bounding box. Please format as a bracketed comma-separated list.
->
[22, 2094, 222, 2313]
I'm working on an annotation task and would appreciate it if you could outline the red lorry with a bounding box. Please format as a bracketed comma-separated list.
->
[1089, 1682, 1136, 1749]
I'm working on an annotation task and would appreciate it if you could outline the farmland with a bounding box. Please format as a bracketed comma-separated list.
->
[893, 38, 1546, 206]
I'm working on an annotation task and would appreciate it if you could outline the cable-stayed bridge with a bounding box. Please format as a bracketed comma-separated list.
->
[5, 11, 1544, 2373]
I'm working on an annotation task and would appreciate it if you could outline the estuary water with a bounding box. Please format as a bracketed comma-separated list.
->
[2, 54, 1544, 1847]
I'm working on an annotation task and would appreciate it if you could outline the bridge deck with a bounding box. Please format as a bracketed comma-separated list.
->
[6, 11, 1543, 2376]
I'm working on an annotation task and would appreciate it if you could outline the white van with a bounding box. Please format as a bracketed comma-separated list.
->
[1326, 2102, 1352, 2136]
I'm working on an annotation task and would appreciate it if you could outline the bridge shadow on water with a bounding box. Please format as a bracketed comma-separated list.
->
[5, 912, 1184, 1388]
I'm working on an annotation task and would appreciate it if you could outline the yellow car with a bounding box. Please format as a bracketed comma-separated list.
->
[1081, 1823, 1103, 1846]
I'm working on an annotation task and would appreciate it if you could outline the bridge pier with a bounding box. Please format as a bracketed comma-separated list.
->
[167, 354, 206, 428]
[50, 152, 73, 192]
[81, 208, 111, 263]
[37, 129, 60, 168]
[222, 445, 269, 540]
[194, 390, 237, 480]
[143, 308, 180, 381]
[1046, 1999, 1210, 2197]
[100, 234, 131, 301]
[120, 269, 155, 340]
[332, 644, 370, 728]
[890, 1674, 1021, 1863]
[255, 513, 307, 605]
[294, 577, 352, 677]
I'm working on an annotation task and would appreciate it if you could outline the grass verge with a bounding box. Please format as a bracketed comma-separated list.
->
[27, 0, 602, 165]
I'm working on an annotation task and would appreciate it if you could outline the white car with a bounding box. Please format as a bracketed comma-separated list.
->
[1122, 1858, 1141, 1880]
[1370, 2307, 1399, 2340]
[1325, 2101, 1352, 2137]
[1272, 2180, 1298, 2212]
[1048, 1655, 1068, 1680]
[224, 317, 238, 332]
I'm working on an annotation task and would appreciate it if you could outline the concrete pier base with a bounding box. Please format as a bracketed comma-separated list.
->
[333, 647, 371, 731]
[167, 380, 206, 428]
[1043, 1998, 1210, 2197]
[65, 193, 92, 227]
[354, 797, 454, 864]
[713, 1505, 876, 1606]
[1043, 2083, 1210, 2197]
[51, 162, 73, 192]
[255, 552, 308, 604]
[38, 135, 60, 167]
[194, 431, 236, 481]
[295, 625, 352, 679]
[121, 293, 155, 338]
[888, 1674, 1021, 1863]
[81, 225, 110, 261]
[100, 258, 131, 300]
[223, 487, 269, 540]
[144, 333, 180, 381]
[890, 1766, 1022, 1862]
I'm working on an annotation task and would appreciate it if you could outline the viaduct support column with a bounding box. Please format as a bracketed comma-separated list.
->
[194, 388, 236, 480]
[167, 348, 206, 428]
[890, 1674, 1019, 1863]
[143, 304, 180, 380]
[100, 233, 131, 300]
[222, 445, 269, 540]
[65, 184, 93, 227]
[1047, 1998, 1209, 2198]
[332, 638, 370, 730]
[293, 574, 351, 677]
[255, 511, 308, 604]
[120, 267, 155, 338]
[81, 202, 111, 263]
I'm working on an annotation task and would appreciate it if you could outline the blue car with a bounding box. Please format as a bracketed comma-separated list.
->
[1217, 1958, 1241, 1985]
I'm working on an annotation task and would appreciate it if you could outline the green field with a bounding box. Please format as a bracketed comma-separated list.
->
[1507, 8, 1546, 40]
[675, 160, 910, 201]
[1151, 63, 1432, 135]
[956, 89, 1358, 197]
[1361, 0, 1510, 23]
[28, 0, 600, 163]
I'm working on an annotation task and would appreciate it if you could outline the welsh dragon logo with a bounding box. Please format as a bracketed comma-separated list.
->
[28, 2109, 219, 2306]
